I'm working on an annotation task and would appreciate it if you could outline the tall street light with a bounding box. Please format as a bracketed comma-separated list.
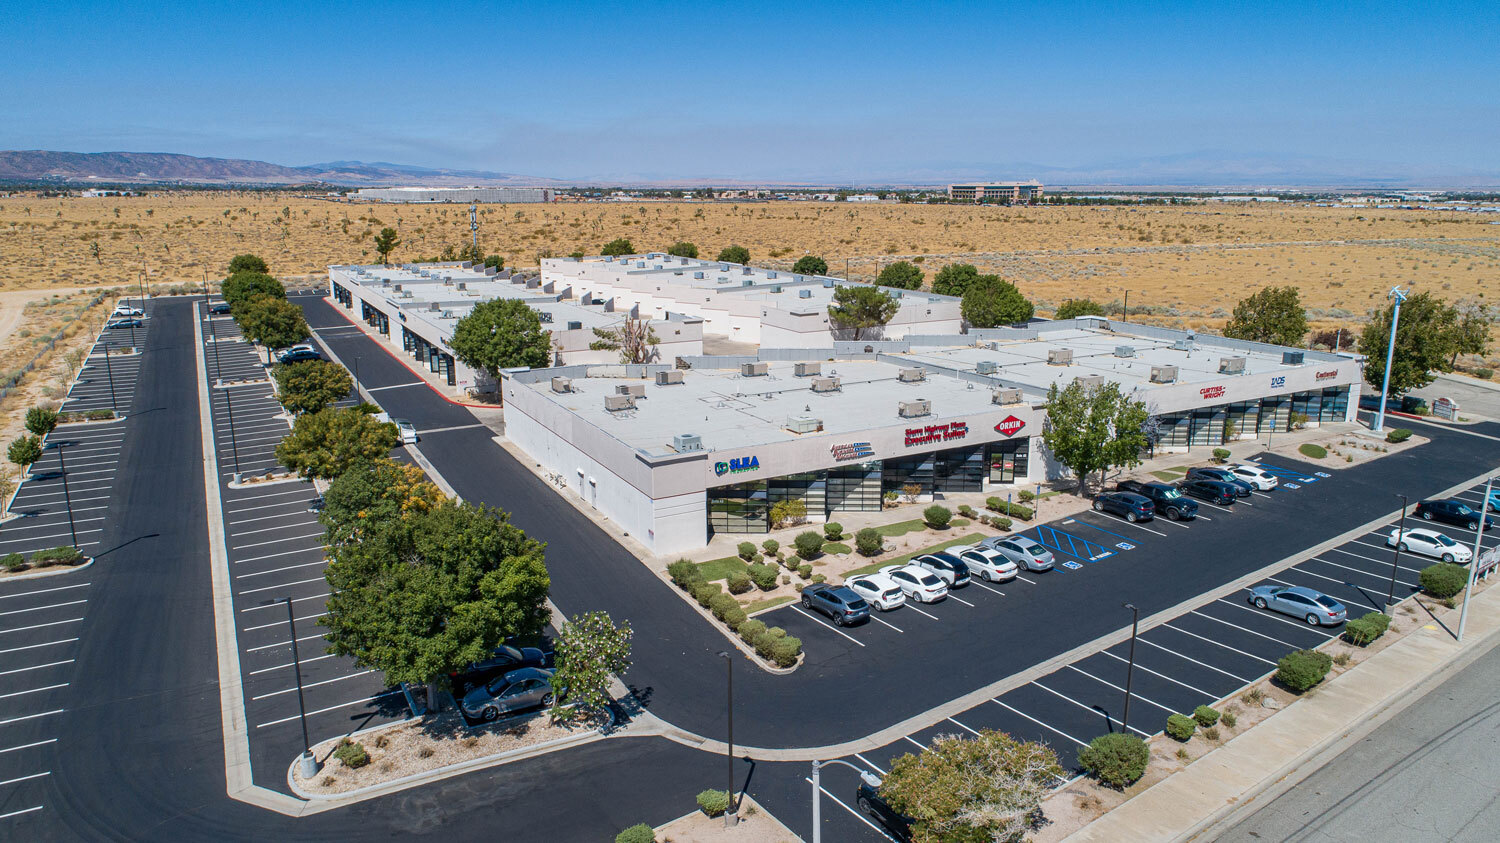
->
[263, 597, 318, 779]
[810, 759, 882, 843]
[1372, 286, 1408, 433]
[57, 444, 79, 549]
[718, 651, 736, 827]
[1121, 603, 1140, 732]
[1386, 493, 1409, 608]
[103, 345, 117, 415]
[1458, 474, 1497, 642]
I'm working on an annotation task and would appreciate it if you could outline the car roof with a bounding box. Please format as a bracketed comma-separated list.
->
[1113, 491, 1150, 503]
[500, 666, 551, 683]
[1285, 586, 1339, 602]
[1008, 536, 1043, 549]
[850, 572, 897, 586]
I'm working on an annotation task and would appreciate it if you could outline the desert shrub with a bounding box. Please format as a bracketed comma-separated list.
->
[901, 482, 922, 503]
[737, 619, 766, 644]
[761, 539, 779, 556]
[1334, 652, 1352, 666]
[86, 409, 115, 420]
[855, 527, 882, 556]
[770, 498, 807, 528]
[1476, 368, 1494, 380]
[708, 593, 737, 620]
[1, 552, 25, 571]
[696, 789, 730, 817]
[1203, 726, 1221, 741]
[1276, 649, 1333, 692]
[793, 531, 825, 558]
[923, 505, 952, 528]
[1078, 732, 1149, 789]
[667, 559, 698, 589]
[1166, 713, 1197, 741]
[1192, 705, 1220, 728]
[692, 581, 722, 608]
[770, 635, 802, 667]
[1211, 447, 1231, 463]
[726, 571, 753, 594]
[332, 739, 369, 769]
[31, 546, 83, 566]
[753, 629, 787, 659]
[1343, 611, 1391, 646]
[722, 607, 747, 629]
[1017, 489, 1036, 503]
[985, 498, 1034, 520]
[1386, 428, 1412, 443]
[957, 505, 976, 518]
[782, 554, 801, 570]
[736, 541, 756, 561]
[990, 515, 1013, 531]
[823, 522, 843, 540]
[747, 563, 779, 591]
[615, 823, 656, 843]
[812, 573, 826, 583]
[1220, 710, 1238, 728]
[797, 563, 813, 579]
[1419, 563, 1467, 598]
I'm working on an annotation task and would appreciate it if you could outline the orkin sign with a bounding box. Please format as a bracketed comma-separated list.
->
[994, 415, 1026, 437]
[1199, 385, 1226, 400]
[905, 421, 968, 447]
[830, 442, 875, 462]
[713, 455, 760, 476]
[1315, 369, 1339, 381]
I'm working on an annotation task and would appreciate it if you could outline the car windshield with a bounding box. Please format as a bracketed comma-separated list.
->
[1314, 596, 1341, 609]
[848, 599, 869, 611]
[1454, 504, 1474, 515]
[1028, 546, 1048, 556]
[1434, 534, 1457, 546]
[1160, 488, 1182, 499]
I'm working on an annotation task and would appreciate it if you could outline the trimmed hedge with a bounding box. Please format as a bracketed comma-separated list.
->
[1166, 713, 1197, 741]
[1, 552, 24, 572]
[726, 571, 752, 594]
[793, 531, 825, 558]
[692, 582, 722, 608]
[737, 619, 766, 644]
[753, 627, 788, 659]
[797, 563, 813, 579]
[615, 823, 656, 843]
[1192, 705, 1220, 728]
[770, 635, 803, 667]
[1420, 563, 1468, 598]
[722, 607, 747, 629]
[1276, 649, 1333, 692]
[747, 563, 779, 591]
[736, 541, 756, 560]
[667, 559, 698, 588]
[761, 539, 779, 556]
[31, 546, 83, 567]
[855, 527, 882, 556]
[985, 497, 1035, 521]
[923, 505, 952, 528]
[1386, 428, 1412, 443]
[1211, 447, 1231, 462]
[1078, 732, 1149, 788]
[824, 522, 844, 540]
[1343, 611, 1391, 646]
[696, 789, 730, 817]
[708, 593, 738, 620]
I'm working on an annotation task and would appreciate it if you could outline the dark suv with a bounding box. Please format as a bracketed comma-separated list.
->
[857, 780, 912, 841]
[1093, 491, 1155, 522]
[1415, 498, 1496, 532]
[1116, 480, 1199, 520]
[800, 584, 870, 626]
[1185, 467, 1253, 497]
[1177, 478, 1238, 506]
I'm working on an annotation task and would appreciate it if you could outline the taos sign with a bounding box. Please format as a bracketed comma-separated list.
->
[905, 421, 968, 447]
[1199, 385, 1226, 400]
[713, 455, 760, 476]
[1315, 369, 1339, 381]
[994, 415, 1026, 437]
[830, 442, 875, 462]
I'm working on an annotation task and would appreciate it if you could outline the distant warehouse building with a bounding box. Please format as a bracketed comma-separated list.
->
[352, 186, 555, 203]
[948, 180, 1044, 203]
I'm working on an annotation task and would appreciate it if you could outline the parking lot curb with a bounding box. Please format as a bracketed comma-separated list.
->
[0, 556, 94, 582]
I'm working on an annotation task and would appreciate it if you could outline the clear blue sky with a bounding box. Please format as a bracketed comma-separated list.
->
[4, 1, 1497, 182]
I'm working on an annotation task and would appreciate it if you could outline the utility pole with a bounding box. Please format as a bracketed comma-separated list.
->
[1458, 475, 1496, 642]
[1387, 494, 1409, 608]
[1372, 286, 1408, 433]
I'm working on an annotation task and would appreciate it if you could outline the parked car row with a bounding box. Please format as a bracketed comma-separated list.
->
[1109, 464, 1282, 519]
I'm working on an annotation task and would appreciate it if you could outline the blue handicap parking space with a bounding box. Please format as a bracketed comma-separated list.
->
[1029, 523, 1115, 562]
[1059, 517, 1140, 549]
[1250, 460, 1318, 482]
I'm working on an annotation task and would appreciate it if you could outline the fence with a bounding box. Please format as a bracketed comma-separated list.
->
[0, 292, 109, 402]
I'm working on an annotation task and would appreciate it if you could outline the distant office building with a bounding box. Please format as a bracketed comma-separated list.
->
[353, 186, 554, 203]
[948, 181, 1044, 203]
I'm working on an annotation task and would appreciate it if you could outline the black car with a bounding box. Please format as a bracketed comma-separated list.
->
[208, 302, 232, 314]
[1185, 467, 1254, 497]
[277, 348, 322, 364]
[857, 780, 912, 841]
[1177, 478, 1238, 506]
[912, 552, 971, 588]
[800, 583, 870, 626]
[107, 318, 143, 329]
[1093, 491, 1155, 522]
[1415, 499, 1497, 532]
[1116, 480, 1200, 520]
[449, 644, 548, 693]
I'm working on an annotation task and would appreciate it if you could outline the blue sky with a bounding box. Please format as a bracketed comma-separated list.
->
[4, 1, 1498, 182]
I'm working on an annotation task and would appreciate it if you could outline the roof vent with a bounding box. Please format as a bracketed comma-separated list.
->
[1150, 365, 1179, 384]
[1172, 338, 1195, 351]
[1047, 348, 1073, 366]
[1074, 374, 1106, 389]
[799, 289, 812, 298]
[429, 302, 441, 311]
[811, 377, 841, 393]
[604, 394, 636, 412]
[899, 399, 932, 418]
[786, 416, 823, 434]
[794, 361, 821, 377]
[551, 376, 572, 393]
[1219, 356, 1247, 374]
[393, 284, 403, 292]
[655, 370, 684, 385]
[1114, 345, 1135, 358]
[898, 368, 926, 383]
[1281, 351, 1305, 365]
[740, 362, 769, 377]
[616, 383, 646, 398]
[567, 320, 583, 330]
[672, 433, 703, 451]
[975, 361, 998, 375]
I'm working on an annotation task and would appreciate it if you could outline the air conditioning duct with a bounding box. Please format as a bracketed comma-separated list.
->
[566, 321, 583, 330]
[1149, 365, 1179, 383]
[1219, 356, 1246, 374]
[1074, 375, 1105, 389]
[1172, 338, 1195, 351]
[899, 399, 931, 418]
[655, 370, 684, 385]
[794, 362, 821, 377]
[1047, 348, 1073, 365]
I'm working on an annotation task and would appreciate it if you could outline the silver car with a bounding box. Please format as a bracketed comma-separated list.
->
[980, 535, 1055, 571]
[459, 667, 559, 722]
[1247, 585, 1347, 626]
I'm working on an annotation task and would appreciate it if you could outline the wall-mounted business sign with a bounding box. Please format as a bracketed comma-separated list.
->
[905, 421, 968, 447]
[830, 442, 875, 462]
[1269, 376, 1286, 390]
[994, 415, 1026, 437]
[1315, 369, 1339, 381]
[1199, 385, 1226, 400]
[713, 456, 760, 476]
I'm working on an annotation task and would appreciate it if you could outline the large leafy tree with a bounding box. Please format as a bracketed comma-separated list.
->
[449, 299, 551, 398]
[1358, 291, 1461, 397]
[716, 245, 751, 264]
[25, 407, 58, 437]
[1222, 286, 1309, 347]
[373, 227, 401, 265]
[320, 458, 445, 547]
[221, 271, 285, 308]
[961, 276, 1034, 328]
[227, 254, 269, 275]
[601, 238, 635, 256]
[827, 285, 899, 340]
[666, 241, 698, 258]
[272, 359, 353, 415]
[931, 263, 980, 297]
[1447, 297, 1495, 367]
[323, 500, 550, 694]
[549, 611, 632, 723]
[7, 436, 43, 474]
[1042, 379, 1149, 494]
[877, 261, 925, 290]
[1055, 298, 1105, 319]
[590, 316, 660, 364]
[880, 730, 1062, 843]
[275, 407, 400, 480]
[234, 294, 309, 351]
[792, 255, 829, 276]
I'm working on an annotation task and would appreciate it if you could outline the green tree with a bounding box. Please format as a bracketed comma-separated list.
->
[482, 254, 505, 270]
[322, 499, 550, 697]
[275, 407, 400, 480]
[227, 254, 269, 275]
[25, 407, 58, 437]
[792, 255, 829, 276]
[234, 295, 309, 352]
[1042, 379, 1149, 494]
[373, 227, 401, 265]
[716, 245, 751, 264]
[549, 610, 632, 723]
[1447, 298, 1495, 367]
[880, 730, 1063, 843]
[601, 238, 635, 257]
[877, 260, 925, 290]
[449, 299, 551, 401]
[457, 242, 485, 264]
[961, 276, 1034, 327]
[1222, 286, 1309, 347]
[1358, 291, 1460, 398]
[666, 241, 698, 258]
[320, 458, 444, 547]
[931, 263, 979, 297]
[272, 359, 354, 415]
[1055, 298, 1105, 319]
[827, 285, 899, 340]
[590, 317, 660, 364]
[7, 436, 43, 475]
[221, 271, 285, 307]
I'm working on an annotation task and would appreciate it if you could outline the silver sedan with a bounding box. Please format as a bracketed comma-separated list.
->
[1247, 585, 1347, 626]
[980, 535, 1055, 571]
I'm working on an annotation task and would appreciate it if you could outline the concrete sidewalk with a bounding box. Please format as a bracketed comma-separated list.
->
[1063, 582, 1500, 842]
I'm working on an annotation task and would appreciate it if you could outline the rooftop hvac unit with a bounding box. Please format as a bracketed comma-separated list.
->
[653, 264, 663, 269]
[605, 256, 615, 262]
[566, 321, 582, 330]
[720, 263, 731, 270]
[898, 368, 926, 383]
[799, 289, 812, 298]
[786, 416, 822, 434]
[537, 310, 553, 323]
[1281, 351, 1305, 365]
[767, 271, 778, 279]
[616, 383, 646, 398]
[770, 285, 782, 293]
[440, 310, 453, 319]
[636, 261, 646, 268]
[679, 257, 689, 265]
[655, 370, 684, 386]
[899, 399, 931, 418]
[693, 271, 705, 279]
[1074, 374, 1106, 389]
[822, 278, 835, 288]
[1172, 338, 1195, 351]
[740, 362, 769, 377]
[672, 433, 703, 452]
[794, 274, 804, 282]
[993, 388, 1022, 405]
[1149, 365, 1179, 384]
[429, 302, 441, 311]
[604, 394, 636, 412]
[975, 361, 998, 375]
[551, 376, 572, 393]
[1047, 348, 1073, 365]
[456, 282, 467, 290]
[1114, 345, 1136, 358]
[811, 377, 841, 393]
[393, 284, 403, 292]
[741, 279, 754, 287]
[794, 361, 821, 377]
[742, 267, 752, 275]
[1219, 356, 1247, 374]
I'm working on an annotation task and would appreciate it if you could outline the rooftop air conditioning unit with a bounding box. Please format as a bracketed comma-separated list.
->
[1219, 356, 1247, 374]
[1074, 375, 1106, 389]
[767, 271, 778, 279]
[799, 289, 812, 298]
[604, 394, 636, 412]
[429, 302, 441, 311]
[898, 368, 926, 383]
[811, 377, 841, 393]
[1282, 351, 1305, 365]
[693, 271, 704, 279]
[1150, 365, 1179, 383]
[899, 399, 932, 418]
[794, 361, 821, 377]
[740, 362, 769, 377]
[456, 282, 466, 290]
[742, 267, 752, 275]
[566, 320, 583, 330]
[393, 284, 403, 292]
[616, 383, 646, 398]
[1114, 345, 1135, 358]
[1172, 338, 1195, 351]
[975, 361, 998, 375]
[655, 370, 684, 385]
[635, 261, 646, 268]
[786, 416, 822, 434]
[1048, 348, 1073, 365]
[551, 376, 572, 393]
[993, 388, 1022, 405]
[672, 433, 703, 451]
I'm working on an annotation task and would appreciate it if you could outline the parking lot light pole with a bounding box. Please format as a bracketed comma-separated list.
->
[1458, 474, 1497, 642]
[224, 384, 243, 484]
[264, 597, 318, 779]
[1122, 603, 1140, 732]
[718, 650, 736, 827]
[810, 759, 882, 843]
[103, 344, 117, 414]
[1372, 286, 1408, 433]
[57, 444, 79, 550]
[1387, 494, 1409, 608]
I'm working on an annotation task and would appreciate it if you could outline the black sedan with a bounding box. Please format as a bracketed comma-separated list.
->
[208, 302, 232, 314]
[107, 318, 144, 329]
[449, 644, 548, 693]
[857, 780, 912, 841]
[1185, 467, 1254, 497]
[1177, 478, 1239, 506]
[1415, 499, 1497, 532]
[1093, 491, 1155, 522]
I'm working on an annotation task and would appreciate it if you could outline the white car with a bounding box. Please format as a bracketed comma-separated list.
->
[879, 564, 949, 603]
[843, 573, 905, 611]
[1228, 464, 1279, 491]
[393, 419, 418, 445]
[1388, 527, 1472, 564]
[113, 305, 145, 318]
[949, 545, 1019, 583]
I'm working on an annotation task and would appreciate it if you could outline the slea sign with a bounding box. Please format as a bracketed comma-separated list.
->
[714, 455, 760, 477]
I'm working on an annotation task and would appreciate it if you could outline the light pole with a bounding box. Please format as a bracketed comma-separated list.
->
[1122, 603, 1140, 732]
[1387, 494, 1409, 608]
[57, 444, 79, 549]
[810, 759, 883, 843]
[353, 356, 362, 400]
[263, 597, 318, 779]
[718, 650, 736, 827]
[1458, 474, 1496, 642]
[103, 344, 117, 414]
[1122, 290, 1129, 323]
[469, 204, 478, 251]
[1372, 286, 1408, 433]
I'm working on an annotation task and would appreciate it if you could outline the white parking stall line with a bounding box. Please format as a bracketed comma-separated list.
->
[227, 488, 315, 508]
[946, 716, 982, 736]
[230, 520, 322, 538]
[1349, 537, 1407, 555]
[0, 529, 103, 547]
[0, 660, 74, 678]
[1189, 610, 1306, 649]
[1096, 515, 1167, 536]
[248, 652, 337, 675]
[365, 381, 427, 392]
[0, 805, 44, 820]
[238, 576, 327, 596]
[948, 593, 976, 607]
[235, 560, 327, 580]
[0, 618, 84, 636]
[1098, 649, 1218, 700]
[240, 591, 329, 612]
[235, 546, 327, 565]
[793, 606, 866, 646]
[867, 614, 903, 633]
[1065, 664, 1176, 716]
[900, 602, 940, 620]
[12, 487, 114, 503]
[1236, 499, 1254, 506]
[0, 583, 88, 601]
[803, 777, 900, 841]
[1032, 680, 1151, 737]
[990, 699, 1090, 747]
[252, 669, 374, 701]
[1216, 598, 1336, 634]
[1307, 556, 1417, 587]
[230, 511, 321, 528]
[0, 516, 107, 532]
[246, 631, 325, 654]
[0, 683, 68, 701]
[0, 709, 64, 726]
[229, 499, 318, 517]
[1016, 574, 1039, 585]
[255, 689, 403, 729]
[1272, 566, 1356, 590]
[1137, 638, 1254, 684]
[968, 580, 1005, 596]
[902, 735, 926, 750]
[0, 739, 57, 755]
[0, 600, 87, 618]
[1253, 491, 1274, 499]
[853, 752, 887, 774]
[244, 611, 327, 633]
[1156, 516, 1192, 529]
[0, 771, 52, 787]
[1159, 623, 1278, 666]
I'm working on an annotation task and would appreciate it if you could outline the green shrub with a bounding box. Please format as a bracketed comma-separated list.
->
[736, 541, 756, 561]
[1343, 611, 1392, 646]
[1299, 443, 1328, 459]
[923, 504, 952, 528]
[1276, 649, 1333, 692]
[1203, 726, 1221, 741]
[747, 563, 779, 591]
[1017, 489, 1036, 503]
[31, 546, 83, 566]
[1078, 732, 1149, 788]
[1211, 447, 1231, 463]
[1419, 563, 1467, 598]
[692, 582, 722, 608]
[708, 593, 738, 620]
[722, 607, 747, 629]
[1221, 710, 1237, 729]
[957, 505, 976, 518]
[753, 630, 779, 659]
[770, 635, 802, 667]
[1, 552, 25, 571]
[332, 739, 369, 769]
[855, 527, 882, 556]
[812, 573, 826, 583]
[793, 531, 825, 558]
[725, 571, 753, 594]
[1386, 428, 1412, 443]
[824, 522, 843, 540]
[1476, 367, 1494, 380]
[86, 409, 116, 420]
[990, 515, 1013, 531]
[782, 554, 801, 571]
[667, 559, 698, 588]
[737, 618, 766, 643]
[696, 789, 730, 817]
[985, 497, 1034, 520]
[1166, 713, 1197, 741]
[1192, 705, 1220, 728]
[797, 563, 813, 579]
[615, 823, 656, 843]
[761, 539, 779, 556]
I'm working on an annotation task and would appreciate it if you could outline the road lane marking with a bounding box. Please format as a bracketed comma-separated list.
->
[802, 778, 899, 841]
[0, 684, 67, 701]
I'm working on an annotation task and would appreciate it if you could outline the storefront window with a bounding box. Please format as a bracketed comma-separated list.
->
[708, 480, 769, 534]
[987, 438, 1030, 484]
[1158, 413, 1190, 450]
[935, 445, 985, 493]
[1290, 390, 1321, 422]
[1189, 407, 1223, 448]
[1259, 396, 1290, 434]
[882, 455, 934, 497]
[827, 463, 882, 512]
[1320, 386, 1348, 423]
[1226, 402, 1258, 438]
[769, 473, 826, 523]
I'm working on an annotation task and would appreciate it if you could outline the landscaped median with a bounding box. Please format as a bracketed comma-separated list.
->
[0, 545, 91, 580]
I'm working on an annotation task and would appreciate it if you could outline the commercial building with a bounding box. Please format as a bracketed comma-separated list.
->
[948, 181, 1045, 203]
[352, 186, 554, 203]
[540, 254, 962, 346]
[327, 262, 702, 394]
[501, 316, 1362, 555]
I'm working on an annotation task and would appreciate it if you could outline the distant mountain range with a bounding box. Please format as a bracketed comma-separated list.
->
[0, 151, 561, 187]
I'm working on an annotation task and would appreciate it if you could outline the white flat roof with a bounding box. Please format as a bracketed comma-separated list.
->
[332, 263, 624, 333]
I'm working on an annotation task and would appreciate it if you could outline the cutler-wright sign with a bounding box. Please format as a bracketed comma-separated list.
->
[905, 421, 968, 447]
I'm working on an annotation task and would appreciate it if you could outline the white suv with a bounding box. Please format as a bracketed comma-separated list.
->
[879, 564, 949, 603]
[1228, 464, 1279, 490]
[948, 545, 1019, 582]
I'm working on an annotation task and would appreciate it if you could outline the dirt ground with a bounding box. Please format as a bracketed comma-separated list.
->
[654, 795, 802, 843]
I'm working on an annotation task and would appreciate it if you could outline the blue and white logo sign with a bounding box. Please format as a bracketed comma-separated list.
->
[1270, 376, 1286, 389]
[714, 455, 761, 477]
